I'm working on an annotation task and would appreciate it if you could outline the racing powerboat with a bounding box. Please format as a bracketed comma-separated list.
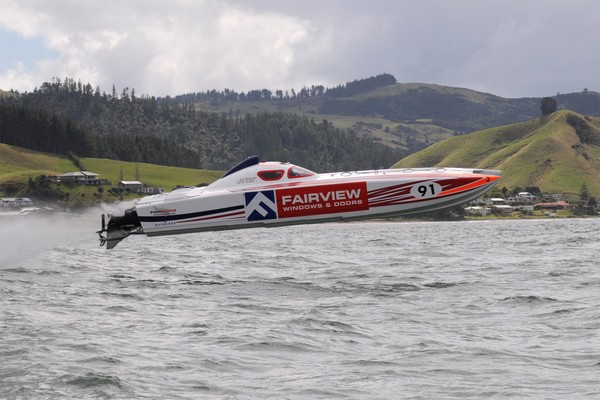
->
[98, 156, 501, 249]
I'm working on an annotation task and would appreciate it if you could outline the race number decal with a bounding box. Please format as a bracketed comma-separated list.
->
[410, 182, 442, 199]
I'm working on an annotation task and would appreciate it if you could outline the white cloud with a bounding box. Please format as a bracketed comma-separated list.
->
[0, 0, 328, 95]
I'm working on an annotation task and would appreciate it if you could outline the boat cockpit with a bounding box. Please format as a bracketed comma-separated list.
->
[207, 156, 317, 190]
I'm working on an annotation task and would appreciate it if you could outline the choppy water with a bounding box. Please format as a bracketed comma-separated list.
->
[1, 216, 599, 399]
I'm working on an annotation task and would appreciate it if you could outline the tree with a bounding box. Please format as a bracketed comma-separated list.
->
[586, 196, 597, 213]
[579, 183, 590, 201]
[541, 97, 557, 116]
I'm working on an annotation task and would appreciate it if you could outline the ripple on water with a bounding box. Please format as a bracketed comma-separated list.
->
[500, 295, 559, 304]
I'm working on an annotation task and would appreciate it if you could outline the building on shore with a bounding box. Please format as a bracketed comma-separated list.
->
[1, 197, 34, 209]
[56, 171, 102, 185]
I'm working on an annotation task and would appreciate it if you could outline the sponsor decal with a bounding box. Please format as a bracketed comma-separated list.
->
[237, 177, 258, 185]
[245, 190, 278, 221]
[277, 182, 368, 218]
[154, 221, 177, 227]
[139, 205, 244, 222]
[151, 208, 177, 216]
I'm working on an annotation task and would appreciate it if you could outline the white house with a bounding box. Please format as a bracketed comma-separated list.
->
[140, 187, 165, 194]
[119, 181, 143, 192]
[464, 206, 492, 216]
[118, 181, 165, 194]
[57, 171, 101, 185]
[483, 197, 508, 206]
[493, 204, 514, 214]
[1, 197, 34, 208]
[513, 204, 535, 212]
[516, 192, 537, 203]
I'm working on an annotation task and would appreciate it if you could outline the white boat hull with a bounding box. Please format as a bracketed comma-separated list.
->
[98, 157, 500, 249]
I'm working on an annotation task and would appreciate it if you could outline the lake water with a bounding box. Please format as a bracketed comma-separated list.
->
[1, 216, 599, 399]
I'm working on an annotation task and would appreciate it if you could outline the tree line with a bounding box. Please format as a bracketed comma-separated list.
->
[0, 102, 202, 168]
[165, 73, 397, 103]
[0, 77, 405, 171]
[319, 87, 543, 132]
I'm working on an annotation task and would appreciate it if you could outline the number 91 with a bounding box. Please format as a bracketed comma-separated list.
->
[410, 182, 442, 199]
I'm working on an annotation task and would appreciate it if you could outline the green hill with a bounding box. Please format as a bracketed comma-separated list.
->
[392, 110, 600, 196]
[0, 143, 222, 205]
[186, 82, 600, 155]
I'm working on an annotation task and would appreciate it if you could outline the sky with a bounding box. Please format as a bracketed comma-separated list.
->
[0, 0, 598, 98]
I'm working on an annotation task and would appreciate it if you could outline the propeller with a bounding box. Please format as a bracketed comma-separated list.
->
[97, 214, 107, 247]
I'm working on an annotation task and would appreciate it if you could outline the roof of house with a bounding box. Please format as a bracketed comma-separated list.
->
[1, 197, 31, 202]
[57, 171, 100, 177]
[535, 201, 570, 207]
[120, 180, 142, 185]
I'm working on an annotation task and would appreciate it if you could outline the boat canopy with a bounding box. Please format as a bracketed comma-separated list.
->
[254, 165, 316, 181]
[287, 166, 315, 178]
[222, 155, 260, 178]
[221, 156, 316, 181]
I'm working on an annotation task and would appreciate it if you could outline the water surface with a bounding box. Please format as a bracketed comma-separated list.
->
[1, 218, 599, 399]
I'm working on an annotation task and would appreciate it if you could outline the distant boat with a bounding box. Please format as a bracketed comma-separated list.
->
[98, 156, 500, 249]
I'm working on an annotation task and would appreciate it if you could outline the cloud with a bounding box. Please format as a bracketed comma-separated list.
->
[0, 0, 598, 97]
[0, 0, 327, 95]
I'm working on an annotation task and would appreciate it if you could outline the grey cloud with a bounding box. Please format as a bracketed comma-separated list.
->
[0, 0, 598, 97]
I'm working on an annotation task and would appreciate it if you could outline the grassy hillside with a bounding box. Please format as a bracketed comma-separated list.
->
[80, 158, 222, 189]
[393, 110, 600, 196]
[0, 143, 75, 183]
[347, 82, 493, 102]
[0, 143, 223, 205]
